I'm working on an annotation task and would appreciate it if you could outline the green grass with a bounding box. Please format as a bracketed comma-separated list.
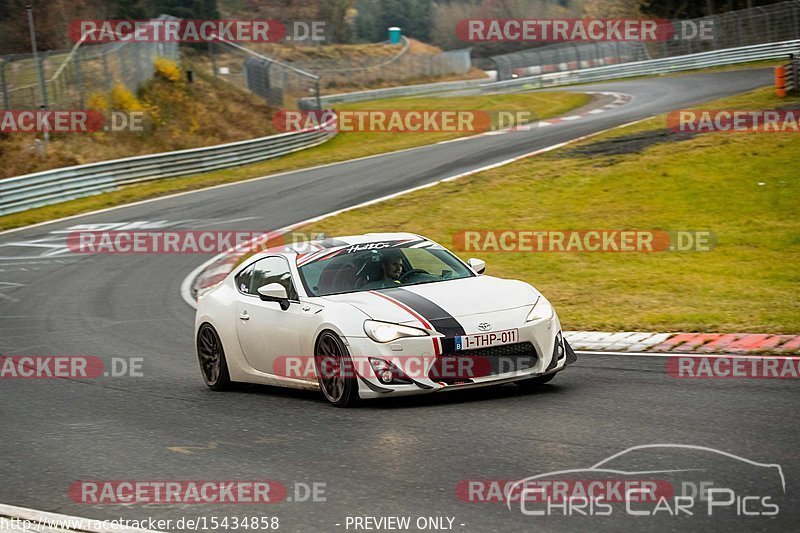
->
[296, 87, 800, 334]
[0, 91, 589, 231]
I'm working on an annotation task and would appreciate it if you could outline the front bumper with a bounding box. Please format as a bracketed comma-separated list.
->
[345, 314, 574, 400]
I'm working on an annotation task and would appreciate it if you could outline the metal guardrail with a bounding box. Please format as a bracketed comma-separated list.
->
[486, 40, 800, 92]
[300, 78, 490, 108]
[0, 120, 337, 216]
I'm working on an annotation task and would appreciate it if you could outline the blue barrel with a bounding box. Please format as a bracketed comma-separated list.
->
[388, 27, 402, 44]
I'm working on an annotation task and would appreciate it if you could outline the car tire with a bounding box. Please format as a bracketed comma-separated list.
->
[196, 323, 233, 391]
[314, 331, 360, 408]
[515, 373, 556, 390]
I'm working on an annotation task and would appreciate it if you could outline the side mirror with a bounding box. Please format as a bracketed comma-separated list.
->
[257, 283, 290, 310]
[467, 258, 486, 275]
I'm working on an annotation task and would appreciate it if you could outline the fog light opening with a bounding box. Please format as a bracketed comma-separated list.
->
[369, 357, 412, 385]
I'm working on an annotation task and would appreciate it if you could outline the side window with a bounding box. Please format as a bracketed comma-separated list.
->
[235, 263, 255, 294]
[250, 256, 299, 300]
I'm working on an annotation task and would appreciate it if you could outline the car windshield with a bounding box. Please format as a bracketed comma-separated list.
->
[297, 241, 475, 297]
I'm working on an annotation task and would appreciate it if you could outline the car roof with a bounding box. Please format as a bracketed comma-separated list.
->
[248, 232, 429, 262]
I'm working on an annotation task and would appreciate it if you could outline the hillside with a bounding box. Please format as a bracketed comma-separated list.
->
[0, 59, 276, 179]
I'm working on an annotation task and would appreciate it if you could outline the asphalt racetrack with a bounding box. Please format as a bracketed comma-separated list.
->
[1, 68, 797, 532]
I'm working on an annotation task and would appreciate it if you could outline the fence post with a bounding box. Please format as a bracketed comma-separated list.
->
[132, 44, 143, 90]
[27, 5, 48, 110]
[735, 13, 745, 47]
[75, 46, 84, 108]
[573, 43, 582, 69]
[102, 50, 111, 91]
[710, 14, 720, 50]
[208, 40, 217, 77]
[0, 60, 8, 110]
[757, 8, 772, 42]
[793, 6, 800, 39]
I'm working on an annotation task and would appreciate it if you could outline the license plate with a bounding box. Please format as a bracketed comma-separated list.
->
[455, 329, 519, 351]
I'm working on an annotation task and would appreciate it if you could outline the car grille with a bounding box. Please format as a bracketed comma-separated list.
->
[429, 342, 538, 384]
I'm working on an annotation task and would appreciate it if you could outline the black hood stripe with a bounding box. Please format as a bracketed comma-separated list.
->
[381, 287, 466, 342]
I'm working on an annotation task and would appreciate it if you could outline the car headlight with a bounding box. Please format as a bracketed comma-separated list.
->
[526, 296, 554, 322]
[364, 320, 429, 343]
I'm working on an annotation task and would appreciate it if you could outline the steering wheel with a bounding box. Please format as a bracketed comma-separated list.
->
[398, 269, 429, 282]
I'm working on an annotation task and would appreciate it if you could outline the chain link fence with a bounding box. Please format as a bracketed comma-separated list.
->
[490, 0, 800, 80]
[491, 41, 648, 80]
[206, 36, 471, 109]
[206, 38, 321, 110]
[0, 17, 180, 110]
[291, 38, 472, 91]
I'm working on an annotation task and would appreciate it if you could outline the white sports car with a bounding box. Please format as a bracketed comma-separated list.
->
[195, 233, 576, 406]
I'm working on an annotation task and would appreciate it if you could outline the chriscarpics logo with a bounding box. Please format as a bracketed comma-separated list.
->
[503, 445, 784, 520]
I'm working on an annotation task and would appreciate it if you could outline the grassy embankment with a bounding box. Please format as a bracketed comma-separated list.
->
[294, 87, 800, 333]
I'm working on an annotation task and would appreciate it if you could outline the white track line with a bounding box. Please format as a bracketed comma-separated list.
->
[180, 116, 652, 309]
[0, 503, 162, 532]
[576, 351, 800, 359]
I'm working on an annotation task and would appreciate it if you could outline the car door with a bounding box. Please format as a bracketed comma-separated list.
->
[234, 256, 303, 376]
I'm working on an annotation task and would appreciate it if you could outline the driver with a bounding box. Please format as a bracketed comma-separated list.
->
[363, 249, 404, 289]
